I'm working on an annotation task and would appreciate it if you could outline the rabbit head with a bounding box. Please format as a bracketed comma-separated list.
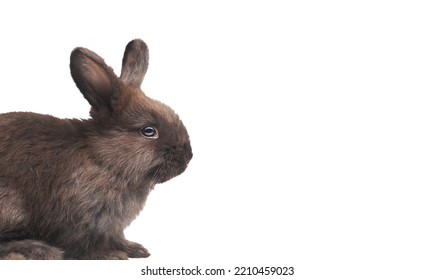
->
[70, 39, 192, 185]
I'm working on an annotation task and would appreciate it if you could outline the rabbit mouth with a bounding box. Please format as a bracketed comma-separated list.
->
[151, 160, 189, 184]
[150, 150, 192, 184]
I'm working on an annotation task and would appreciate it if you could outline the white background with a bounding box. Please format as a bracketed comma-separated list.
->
[0, 1, 434, 279]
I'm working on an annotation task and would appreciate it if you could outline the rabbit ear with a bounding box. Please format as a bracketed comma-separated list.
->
[120, 39, 149, 88]
[70, 47, 119, 116]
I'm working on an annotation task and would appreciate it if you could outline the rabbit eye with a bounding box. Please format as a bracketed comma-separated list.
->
[140, 126, 158, 138]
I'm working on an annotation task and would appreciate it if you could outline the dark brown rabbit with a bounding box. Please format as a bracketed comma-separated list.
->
[0, 39, 192, 259]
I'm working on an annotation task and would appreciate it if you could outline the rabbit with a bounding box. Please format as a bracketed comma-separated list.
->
[0, 39, 192, 259]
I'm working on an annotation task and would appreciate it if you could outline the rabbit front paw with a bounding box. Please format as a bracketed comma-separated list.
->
[123, 241, 150, 258]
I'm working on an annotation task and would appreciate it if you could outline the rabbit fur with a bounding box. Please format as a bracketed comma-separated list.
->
[0, 39, 192, 259]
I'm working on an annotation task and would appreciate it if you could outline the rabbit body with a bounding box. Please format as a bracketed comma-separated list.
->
[0, 39, 192, 259]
